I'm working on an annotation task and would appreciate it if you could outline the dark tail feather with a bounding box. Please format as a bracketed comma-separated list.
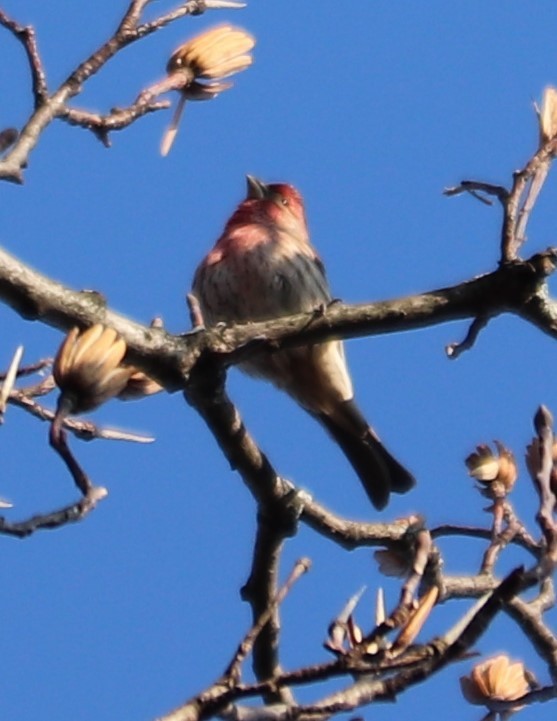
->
[364, 430, 416, 494]
[318, 401, 416, 510]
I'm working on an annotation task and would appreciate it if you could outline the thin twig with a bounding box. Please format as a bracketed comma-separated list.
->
[239, 514, 298, 704]
[0, 490, 107, 538]
[8, 388, 154, 443]
[226, 558, 311, 683]
[514, 161, 551, 245]
[0, 9, 48, 105]
[480, 500, 522, 575]
[0, 345, 23, 415]
[0, 356, 52, 381]
[49, 405, 95, 496]
[532, 406, 557, 563]
[444, 180, 509, 205]
[61, 100, 171, 146]
[446, 315, 489, 359]
[502, 137, 557, 261]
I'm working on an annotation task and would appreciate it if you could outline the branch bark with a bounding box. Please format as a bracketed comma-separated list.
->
[2, 245, 557, 392]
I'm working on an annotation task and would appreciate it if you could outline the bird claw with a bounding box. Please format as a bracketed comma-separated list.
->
[327, 297, 343, 308]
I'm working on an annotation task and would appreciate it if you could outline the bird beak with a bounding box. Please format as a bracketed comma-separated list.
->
[246, 174, 269, 199]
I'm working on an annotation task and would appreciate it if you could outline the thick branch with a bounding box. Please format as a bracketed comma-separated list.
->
[2, 246, 557, 392]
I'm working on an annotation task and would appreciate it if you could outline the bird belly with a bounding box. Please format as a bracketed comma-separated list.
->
[195, 240, 352, 414]
[241, 340, 353, 415]
[195, 241, 329, 323]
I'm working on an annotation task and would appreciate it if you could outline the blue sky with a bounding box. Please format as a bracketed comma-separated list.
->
[1, 2, 556, 720]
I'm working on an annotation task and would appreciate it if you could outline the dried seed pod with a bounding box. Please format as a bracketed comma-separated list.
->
[167, 25, 255, 79]
[465, 441, 517, 498]
[161, 25, 255, 156]
[53, 325, 133, 414]
[460, 655, 531, 711]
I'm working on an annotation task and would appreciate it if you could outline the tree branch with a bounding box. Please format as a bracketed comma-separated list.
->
[0, 1, 243, 182]
[2, 245, 557, 394]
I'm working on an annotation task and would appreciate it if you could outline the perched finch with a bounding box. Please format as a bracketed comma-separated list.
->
[192, 176, 415, 509]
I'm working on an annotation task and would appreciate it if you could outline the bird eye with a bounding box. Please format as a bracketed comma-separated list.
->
[270, 191, 289, 207]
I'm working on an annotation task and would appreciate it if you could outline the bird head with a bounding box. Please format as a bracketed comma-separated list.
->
[242, 175, 308, 237]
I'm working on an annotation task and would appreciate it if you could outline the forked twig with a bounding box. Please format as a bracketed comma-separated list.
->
[226, 558, 311, 683]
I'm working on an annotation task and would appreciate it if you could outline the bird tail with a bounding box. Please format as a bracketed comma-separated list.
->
[318, 400, 415, 510]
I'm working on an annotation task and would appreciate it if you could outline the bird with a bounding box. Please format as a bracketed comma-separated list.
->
[192, 175, 415, 509]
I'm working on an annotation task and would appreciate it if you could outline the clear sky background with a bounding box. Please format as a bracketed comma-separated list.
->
[1, 2, 556, 720]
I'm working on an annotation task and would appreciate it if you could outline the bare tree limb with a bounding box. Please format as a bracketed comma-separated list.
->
[2, 245, 557, 396]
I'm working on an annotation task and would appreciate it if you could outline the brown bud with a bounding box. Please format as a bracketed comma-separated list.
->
[465, 441, 517, 498]
[460, 655, 530, 710]
[53, 325, 133, 414]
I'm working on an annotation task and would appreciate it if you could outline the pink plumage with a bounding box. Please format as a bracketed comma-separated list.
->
[193, 175, 415, 509]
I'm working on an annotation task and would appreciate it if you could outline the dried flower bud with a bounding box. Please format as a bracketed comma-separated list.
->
[465, 441, 517, 498]
[539, 86, 557, 146]
[161, 25, 255, 156]
[167, 25, 255, 80]
[460, 655, 530, 711]
[374, 547, 413, 578]
[53, 325, 133, 414]
[118, 369, 164, 400]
